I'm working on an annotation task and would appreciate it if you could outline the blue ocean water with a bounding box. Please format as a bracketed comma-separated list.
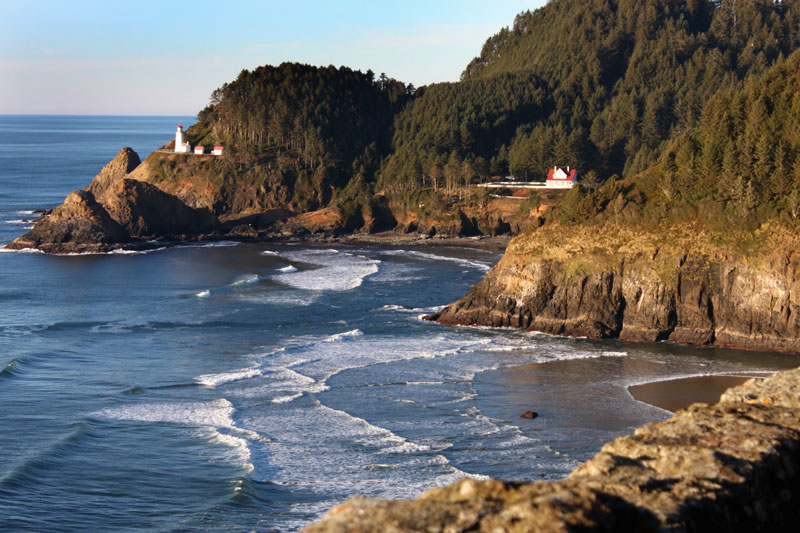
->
[1, 116, 798, 532]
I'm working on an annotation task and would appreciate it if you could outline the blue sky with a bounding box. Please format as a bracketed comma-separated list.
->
[0, 1, 547, 115]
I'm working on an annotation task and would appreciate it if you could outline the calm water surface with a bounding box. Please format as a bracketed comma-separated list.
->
[1, 116, 797, 531]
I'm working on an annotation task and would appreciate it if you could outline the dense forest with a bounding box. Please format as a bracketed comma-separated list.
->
[380, 0, 800, 195]
[553, 47, 800, 232]
[187, 0, 800, 226]
[189, 63, 410, 210]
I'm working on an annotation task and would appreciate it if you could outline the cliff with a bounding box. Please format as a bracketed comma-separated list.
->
[430, 222, 800, 354]
[305, 366, 800, 532]
[5, 148, 217, 253]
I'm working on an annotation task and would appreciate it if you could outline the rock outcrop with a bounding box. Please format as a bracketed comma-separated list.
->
[430, 222, 800, 354]
[305, 367, 800, 532]
[5, 148, 218, 253]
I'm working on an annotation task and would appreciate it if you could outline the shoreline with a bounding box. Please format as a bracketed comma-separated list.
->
[2, 231, 512, 255]
[628, 373, 767, 412]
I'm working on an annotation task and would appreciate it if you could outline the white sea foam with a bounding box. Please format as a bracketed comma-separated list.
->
[230, 274, 260, 286]
[382, 249, 493, 271]
[0, 246, 43, 253]
[272, 249, 380, 291]
[6, 219, 32, 225]
[271, 392, 304, 404]
[16, 210, 36, 215]
[260, 250, 280, 256]
[277, 265, 297, 273]
[199, 241, 240, 247]
[198, 427, 255, 474]
[196, 366, 264, 387]
[94, 398, 238, 427]
[196, 290, 211, 298]
[324, 329, 363, 342]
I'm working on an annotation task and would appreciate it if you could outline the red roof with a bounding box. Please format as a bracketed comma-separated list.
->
[546, 167, 577, 181]
[214, 146, 223, 150]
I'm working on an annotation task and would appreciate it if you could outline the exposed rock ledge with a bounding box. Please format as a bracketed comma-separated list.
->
[5, 148, 217, 254]
[306, 367, 800, 532]
[430, 223, 800, 354]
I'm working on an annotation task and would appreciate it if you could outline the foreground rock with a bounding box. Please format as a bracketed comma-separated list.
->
[306, 367, 800, 532]
[5, 148, 217, 253]
[430, 222, 800, 354]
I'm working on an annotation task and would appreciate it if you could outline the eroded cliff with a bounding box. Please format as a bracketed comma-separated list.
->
[5, 148, 217, 253]
[431, 223, 800, 354]
[305, 366, 800, 532]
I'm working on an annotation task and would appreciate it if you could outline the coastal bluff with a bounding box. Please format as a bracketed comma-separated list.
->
[429, 222, 800, 354]
[305, 366, 800, 532]
[5, 147, 216, 253]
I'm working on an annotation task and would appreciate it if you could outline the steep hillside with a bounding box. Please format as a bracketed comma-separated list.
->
[380, 0, 800, 194]
[432, 48, 800, 353]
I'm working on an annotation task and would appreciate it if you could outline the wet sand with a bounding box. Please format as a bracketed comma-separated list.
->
[629, 375, 764, 412]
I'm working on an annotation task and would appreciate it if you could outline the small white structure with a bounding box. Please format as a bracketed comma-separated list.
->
[546, 166, 577, 188]
[174, 124, 191, 153]
[194, 145, 205, 155]
[212, 145, 224, 156]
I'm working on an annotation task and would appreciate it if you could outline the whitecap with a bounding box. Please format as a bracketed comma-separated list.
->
[196, 366, 264, 387]
[230, 274, 260, 287]
[382, 249, 493, 271]
[200, 241, 240, 247]
[324, 329, 363, 342]
[0, 246, 43, 254]
[273, 250, 379, 291]
[277, 265, 297, 273]
[271, 392, 304, 404]
[196, 289, 211, 298]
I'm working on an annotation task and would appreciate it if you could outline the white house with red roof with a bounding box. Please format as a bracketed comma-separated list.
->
[212, 146, 224, 156]
[546, 166, 577, 188]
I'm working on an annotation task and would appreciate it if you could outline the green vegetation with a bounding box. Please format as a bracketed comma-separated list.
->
[550, 48, 800, 235]
[189, 62, 410, 211]
[184, 0, 800, 232]
[381, 0, 800, 196]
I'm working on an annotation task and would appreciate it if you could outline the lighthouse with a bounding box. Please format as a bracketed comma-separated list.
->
[174, 124, 191, 153]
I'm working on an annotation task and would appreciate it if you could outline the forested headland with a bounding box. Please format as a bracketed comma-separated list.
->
[175, 0, 800, 236]
[13, 0, 800, 252]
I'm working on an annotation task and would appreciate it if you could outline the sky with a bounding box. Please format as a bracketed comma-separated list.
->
[0, 0, 548, 116]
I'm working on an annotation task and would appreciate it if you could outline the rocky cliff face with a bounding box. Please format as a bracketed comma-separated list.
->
[305, 366, 800, 532]
[5, 148, 217, 253]
[431, 223, 800, 354]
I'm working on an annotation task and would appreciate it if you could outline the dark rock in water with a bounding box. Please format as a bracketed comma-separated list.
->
[520, 410, 538, 419]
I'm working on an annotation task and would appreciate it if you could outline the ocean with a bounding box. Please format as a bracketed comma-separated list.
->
[1, 115, 797, 532]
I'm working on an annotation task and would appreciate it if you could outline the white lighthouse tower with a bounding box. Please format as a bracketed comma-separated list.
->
[174, 124, 191, 153]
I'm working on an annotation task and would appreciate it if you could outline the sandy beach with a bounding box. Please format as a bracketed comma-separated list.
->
[629, 374, 765, 412]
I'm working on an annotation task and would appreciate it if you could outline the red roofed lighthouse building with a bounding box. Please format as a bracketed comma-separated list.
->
[546, 166, 578, 188]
